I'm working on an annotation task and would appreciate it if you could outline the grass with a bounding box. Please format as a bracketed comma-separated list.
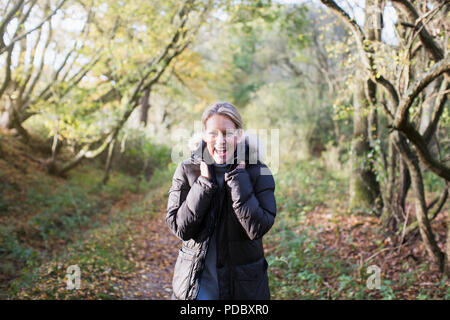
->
[0, 133, 173, 299]
[265, 159, 449, 300]
[2, 136, 448, 299]
[1, 165, 131, 276]
[266, 159, 349, 299]
[7, 162, 176, 299]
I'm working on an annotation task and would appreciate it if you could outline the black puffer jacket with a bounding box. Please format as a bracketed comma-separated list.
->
[166, 137, 277, 300]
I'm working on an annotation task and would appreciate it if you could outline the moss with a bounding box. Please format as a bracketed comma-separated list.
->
[349, 173, 376, 211]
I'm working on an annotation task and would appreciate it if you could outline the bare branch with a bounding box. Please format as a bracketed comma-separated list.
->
[21, 18, 53, 107]
[0, 40, 13, 98]
[0, 0, 26, 48]
[52, 0, 200, 176]
[423, 79, 449, 143]
[404, 184, 449, 236]
[396, 121, 450, 181]
[0, 0, 67, 55]
[427, 185, 449, 219]
[394, 57, 450, 129]
[391, 0, 445, 61]
[319, 0, 400, 110]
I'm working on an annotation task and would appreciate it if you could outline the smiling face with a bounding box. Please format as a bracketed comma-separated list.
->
[203, 114, 242, 164]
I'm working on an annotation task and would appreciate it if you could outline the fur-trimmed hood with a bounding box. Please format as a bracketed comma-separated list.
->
[187, 130, 265, 165]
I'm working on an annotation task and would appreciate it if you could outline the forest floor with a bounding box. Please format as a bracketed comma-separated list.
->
[0, 129, 180, 299]
[264, 161, 449, 299]
[112, 196, 178, 300]
[1, 130, 448, 299]
[290, 204, 448, 299]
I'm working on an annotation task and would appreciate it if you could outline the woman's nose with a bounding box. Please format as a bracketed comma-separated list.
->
[216, 133, 226, 144]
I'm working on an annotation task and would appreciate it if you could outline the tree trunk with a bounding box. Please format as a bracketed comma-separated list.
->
[319, 0, 449, 275]
[393, 131, 445, 272]
[381, 136, 398, 230]
[349, 75, 380, 211]
[419, 78, 442, 135]
[139, 88, 151, 126]
[445, 211, 450, 276]
[397, 158, 411, 214]
[0, 107, 14, 129]
[102, 137, 116, 185]
[349, 0, 382, 212]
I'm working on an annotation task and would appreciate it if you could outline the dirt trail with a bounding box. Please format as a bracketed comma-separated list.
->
[117, 208, 180, 300]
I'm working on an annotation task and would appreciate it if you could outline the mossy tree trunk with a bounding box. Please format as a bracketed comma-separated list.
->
[393, 131, 445, 273]
[349, 0, 381, 213]
[446, 212, 450, 276]
[349, 76, 380, 212]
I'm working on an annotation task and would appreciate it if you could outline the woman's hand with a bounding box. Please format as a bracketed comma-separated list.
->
[200, 161, 210, 179]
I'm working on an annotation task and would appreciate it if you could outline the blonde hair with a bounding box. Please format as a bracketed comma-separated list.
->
[201, 102, 243, 130]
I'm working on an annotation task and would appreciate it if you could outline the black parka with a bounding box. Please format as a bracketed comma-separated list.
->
[166, 137, 277, 300]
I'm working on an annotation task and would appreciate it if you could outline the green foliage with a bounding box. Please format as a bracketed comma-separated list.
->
[423, 168, 446, 194]
[267, 160, 351, 299]
[19, 0, 212, 169]
[228, 22, 265, 106]
[0, 225, 40, 269]
[274, 160, 347, 208]
[228, 0, 278, 25]
[0, 147, 171, 292]
[111, 128, 171, 178]
[26, 185, 92, 242]
[267, 159, 447, 299]
[1, 179, 106, 275]
[2, 0, 448, 301]
[278, 3, 310, 51]
[244, 80, 335, 160]
[8, 164, 174, 299]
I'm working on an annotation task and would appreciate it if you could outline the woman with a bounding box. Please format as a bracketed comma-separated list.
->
[166, 102, 276, 300]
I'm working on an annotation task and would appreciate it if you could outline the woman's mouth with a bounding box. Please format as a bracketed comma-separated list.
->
[214, 146, 227, 158]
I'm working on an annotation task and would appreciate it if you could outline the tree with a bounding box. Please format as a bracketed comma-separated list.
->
[320, 0, 449, 275]
[348, 0, 382, 213]
[0, 0, 101, 152]
[0, 0, 67, 56]
[48, 0, 214, 176]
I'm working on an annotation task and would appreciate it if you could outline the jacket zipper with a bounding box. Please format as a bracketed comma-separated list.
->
[189, 189, 217, 300]
[224, 186, 236, 298]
